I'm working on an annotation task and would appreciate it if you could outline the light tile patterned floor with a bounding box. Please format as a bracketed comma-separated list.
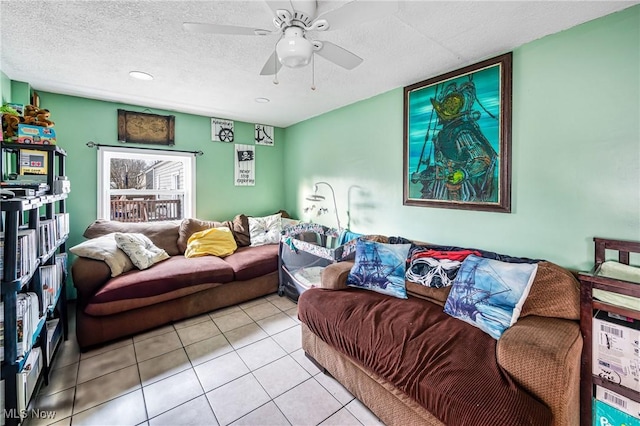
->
[25, 294, 384, 426]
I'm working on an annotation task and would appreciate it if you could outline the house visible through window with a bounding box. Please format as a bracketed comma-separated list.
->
[98, 147, 195, 222]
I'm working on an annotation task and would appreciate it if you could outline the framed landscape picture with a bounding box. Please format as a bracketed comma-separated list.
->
[403, 53, 512, 213]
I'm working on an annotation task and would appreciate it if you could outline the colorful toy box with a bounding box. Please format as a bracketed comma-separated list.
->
[17, 124, 56, 145]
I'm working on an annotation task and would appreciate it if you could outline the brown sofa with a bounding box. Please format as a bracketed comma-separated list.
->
[299, 259, 582, 426]
[72, 217, 279, 349]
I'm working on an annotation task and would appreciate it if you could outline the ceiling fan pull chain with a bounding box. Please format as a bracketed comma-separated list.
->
[273, 35, 283, 85]
[273, 48, 279, 85]
[311, 54, 316, 91]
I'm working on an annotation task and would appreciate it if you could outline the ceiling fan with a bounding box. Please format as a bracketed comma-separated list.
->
[183, 0, 397, 76]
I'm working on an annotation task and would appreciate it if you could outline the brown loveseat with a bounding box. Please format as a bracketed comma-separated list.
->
[299, 259, 582, 426]
[72, 216, 280, 349]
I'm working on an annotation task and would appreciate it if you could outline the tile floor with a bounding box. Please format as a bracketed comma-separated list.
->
[25, 294, 384, 426]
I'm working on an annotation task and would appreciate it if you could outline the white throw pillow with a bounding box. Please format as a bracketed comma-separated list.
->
[249, 213, 282, 247]
[114, 232, 170, 270]
[69, 233, 134, 277]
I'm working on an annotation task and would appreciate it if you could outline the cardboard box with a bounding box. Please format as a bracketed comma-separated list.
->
[593, 310, 640, 392]
[17, 124, 56, 145]
[596, 385, 640, 419]
[594, 399, 640, 426]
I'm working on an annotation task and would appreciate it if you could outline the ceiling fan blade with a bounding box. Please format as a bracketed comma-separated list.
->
[315, 41, 363, 70]
[183, 22, 272, 36]
[264, 0, 295, 16]
[260, 51, 283, 75]
[316, 1, 398, 31]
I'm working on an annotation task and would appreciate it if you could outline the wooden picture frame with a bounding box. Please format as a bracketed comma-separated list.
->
[403, 53, 512, 213]
[31, 91, 40, 108]
[117, 109, 175, 146]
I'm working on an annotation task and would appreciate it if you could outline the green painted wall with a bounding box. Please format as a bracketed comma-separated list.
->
[284, 6, 640, 271]
[10, 80, 30, 106]
[0, 71, 11, 104]
[36, 92, 285, 250]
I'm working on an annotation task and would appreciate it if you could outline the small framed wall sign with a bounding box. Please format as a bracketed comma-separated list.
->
[212, 118, 235, 142]
[235, 144, 255, 186]
[255, 124, 274, 146]
[117, 109, 175, 145]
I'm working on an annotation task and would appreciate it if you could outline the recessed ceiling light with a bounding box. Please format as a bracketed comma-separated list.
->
[129, 71, 154, 81]
[255, 97, 270, 103]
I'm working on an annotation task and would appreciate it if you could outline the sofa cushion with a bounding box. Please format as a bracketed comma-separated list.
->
[85, 283, 220, 316]
[115, 232, 170, 270]
[299, 288, 552, 426]
[405, 247, 481, 288]
[231, 214, 251, 247]
[177, 218, 230, 253]
[346, 240, 411, 299]
[520, 261, 580, 320]
[177, 214, 286, 252]
[70, 234, 134, 277]
[389, 237, 538, 264]
[249, 213, 282, 247]
[84, 219, 181, 256]
[89, 255, 235, 305]
[444, 255, 538, 339]
[185, 227, 237, 258]
[406, 281, 451, 305]
[222, 245, 278, 281]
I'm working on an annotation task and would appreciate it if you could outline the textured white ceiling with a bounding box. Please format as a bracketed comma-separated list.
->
[0, 1, 636, 128]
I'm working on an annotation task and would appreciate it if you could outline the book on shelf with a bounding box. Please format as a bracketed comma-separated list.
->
[56, 252, 68, 276]
[0, 302, 3, 362]
[15, 293, 40, 360]
[39, 262, 63, 314]
[39, 218, 57, 257]
[55, 212, 70, 241]
[17, 347, 42, 413]
[46, 318, 62, 365]
[0, 229, 38, 278]
[1, 378, 4, 426]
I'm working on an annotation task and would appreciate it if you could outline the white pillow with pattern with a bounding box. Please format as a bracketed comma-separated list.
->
[249, 213, 282, 247]
[114, 232, 169, 270]
[69, 233, 134, 277]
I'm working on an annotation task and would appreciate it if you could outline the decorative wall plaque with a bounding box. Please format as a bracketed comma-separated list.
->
[211, 117, 234, 143]
[117, 109, 175, 145]
[255, 124, 274, 146]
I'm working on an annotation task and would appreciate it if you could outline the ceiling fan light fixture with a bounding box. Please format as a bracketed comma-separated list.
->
[129, 71, 154, 81]
[276, 27, 313, 68]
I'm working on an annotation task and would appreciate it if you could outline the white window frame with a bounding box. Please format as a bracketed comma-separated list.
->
[171, 172, 180, 190]
[97, 146, 196, 220]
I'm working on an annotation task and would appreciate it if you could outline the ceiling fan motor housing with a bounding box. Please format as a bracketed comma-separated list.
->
[276, 26, 313, 68]
[273, 0, 316, 29]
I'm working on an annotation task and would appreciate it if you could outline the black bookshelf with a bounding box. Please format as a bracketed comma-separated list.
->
[1, 144, 69, 426]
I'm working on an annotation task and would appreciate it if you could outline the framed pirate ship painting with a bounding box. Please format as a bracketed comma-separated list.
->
[403, 53, 512, 213]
